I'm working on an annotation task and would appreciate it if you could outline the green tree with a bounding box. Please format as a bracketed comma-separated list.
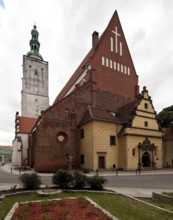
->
[157, 105, 173, 127]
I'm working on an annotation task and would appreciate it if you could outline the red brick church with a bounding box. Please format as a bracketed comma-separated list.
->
[26, 11, 162, 172]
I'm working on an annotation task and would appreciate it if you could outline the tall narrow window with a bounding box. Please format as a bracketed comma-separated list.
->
[132, 148, 136, 156]
[102, 56, 105, 65]
[121, 64, 123, 73]
[106, 58, 109, 67]
[80, 154, 84, 164]
[110, 60, 113, 69]
[110, 37, 113, 52]
[114, 61, 116, 70]
[120, 42, 122, 56]
[80, 129, 84, 138]
[65, 109, 69, 119]
[124, 66, 127, 74]
[117, 63, 120, 71]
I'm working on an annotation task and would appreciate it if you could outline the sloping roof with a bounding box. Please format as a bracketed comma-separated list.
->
[19, 117, 37, 133]
[116, 98, 140, 124]
[80, 105, 118, 124]
[53, 10, 124, 104]
[53, 48, 94, 104]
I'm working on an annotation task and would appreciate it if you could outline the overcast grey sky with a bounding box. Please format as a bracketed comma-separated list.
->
[0, 0, 173, 145]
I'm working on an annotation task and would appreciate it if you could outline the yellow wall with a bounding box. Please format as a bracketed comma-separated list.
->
[79, 90, 163, 170]
[80, 122, 94, 169]
[125, 134, 163, 169]
[80, 121, 119, 170]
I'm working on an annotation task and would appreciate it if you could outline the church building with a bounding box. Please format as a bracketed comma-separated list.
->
[27, 11, 163, 172]
[12, 25, 49, 166]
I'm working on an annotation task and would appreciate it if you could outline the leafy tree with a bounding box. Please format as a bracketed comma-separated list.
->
[157, 105, 173, 127]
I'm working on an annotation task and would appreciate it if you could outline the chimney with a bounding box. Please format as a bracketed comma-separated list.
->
[92, 31, 99, 50]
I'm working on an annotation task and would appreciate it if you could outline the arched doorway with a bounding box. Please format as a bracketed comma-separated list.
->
[142, 152, 151, 167]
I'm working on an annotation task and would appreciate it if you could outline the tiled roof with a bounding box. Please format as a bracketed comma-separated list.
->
[18, 117, 37, 133]
[80, 105, 118, 124]
[116, 99, 140, 124]
[53, 49, 94, 104]
[0, 145, 12, 149]
[53, 11, 119, 104]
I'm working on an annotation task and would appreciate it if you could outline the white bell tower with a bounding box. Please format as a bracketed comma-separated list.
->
[21, 25, 49, 118]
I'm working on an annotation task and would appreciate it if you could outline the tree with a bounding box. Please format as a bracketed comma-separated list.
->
[157, 105, 173, 127]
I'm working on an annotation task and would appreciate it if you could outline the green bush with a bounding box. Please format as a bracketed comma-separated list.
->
[19, 173, 41, 190]
[87, 175, 107, 190]
[52, 169, 73, 189]
[73, 170, 88, 189]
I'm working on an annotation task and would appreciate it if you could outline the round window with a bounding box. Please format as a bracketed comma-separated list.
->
[56, 132, 67, 143]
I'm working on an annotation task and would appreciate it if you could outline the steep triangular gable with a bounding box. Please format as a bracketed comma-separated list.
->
[131, 87, 159, 130]
[90, 11, 138, 100]
[54, 11, 139, 104]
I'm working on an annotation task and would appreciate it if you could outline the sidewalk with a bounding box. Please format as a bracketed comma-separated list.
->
[2, 163, 173, 176]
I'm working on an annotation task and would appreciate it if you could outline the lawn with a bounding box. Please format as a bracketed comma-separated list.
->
[141, 197, 173, 212]
[0, 192, 173, 220]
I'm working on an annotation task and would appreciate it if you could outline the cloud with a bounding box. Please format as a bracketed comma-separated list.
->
[0, 0, 173, 145]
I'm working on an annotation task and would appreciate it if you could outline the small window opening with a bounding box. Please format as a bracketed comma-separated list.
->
[80, 154, 84, 164]
[110, 136, 116, 145]
[132, 148, 136, 156]
[144, 121, 148, 127]
[144, 103, 148, 109]
[80, 129, 84, 138]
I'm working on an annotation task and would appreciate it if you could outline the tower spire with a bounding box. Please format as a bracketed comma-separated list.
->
[26, 24, 43, 60]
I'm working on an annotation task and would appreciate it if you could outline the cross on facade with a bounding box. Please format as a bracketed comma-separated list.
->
[112, 26, 121, 53]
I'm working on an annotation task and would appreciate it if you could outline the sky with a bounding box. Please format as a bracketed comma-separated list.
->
[0, 0, 173, 145]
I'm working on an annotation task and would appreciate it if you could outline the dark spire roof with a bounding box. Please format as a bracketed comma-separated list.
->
[26, 24, 43, 60]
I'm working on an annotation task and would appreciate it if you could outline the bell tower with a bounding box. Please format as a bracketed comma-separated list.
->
[21, 25, 49, 118]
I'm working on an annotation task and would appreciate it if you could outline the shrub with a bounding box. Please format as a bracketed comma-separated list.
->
[19, 173, 41, 190]
[87, 175, 107, 190]
[52, 169, 73, 189]
[73, 170, 88, 189]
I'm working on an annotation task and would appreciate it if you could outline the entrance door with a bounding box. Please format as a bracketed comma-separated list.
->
[142, 152, 151, 167]
[98, 156, 105, 169]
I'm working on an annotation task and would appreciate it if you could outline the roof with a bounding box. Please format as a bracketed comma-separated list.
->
[53, 10, 122, 104]
[0, 146, 12, 155]
[80, 105, 119, 125]
[18, 117, 37, 133]
[0, 145, 12, 149]
[116, 99, 140, 124]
